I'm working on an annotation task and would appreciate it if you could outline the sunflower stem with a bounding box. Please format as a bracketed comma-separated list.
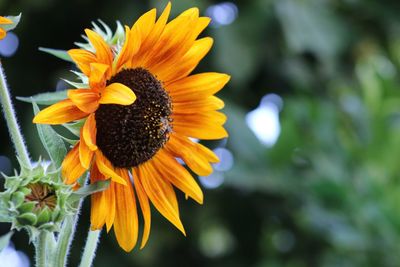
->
[34, 231, 48, 267]
[53, 199, 83, 267]
[0, 61, 31, 167]
[79, 229, 102, 267]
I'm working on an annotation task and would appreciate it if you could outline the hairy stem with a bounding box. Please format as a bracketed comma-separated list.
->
[79, 229, 101, 267]
[34, 231, 48, 267]
[53, 200, 83, 267]
[0, 61, 31, 167]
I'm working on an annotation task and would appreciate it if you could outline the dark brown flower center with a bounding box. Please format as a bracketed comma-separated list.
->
[25, 183, 57, 211]
[95, 68, 172, 168]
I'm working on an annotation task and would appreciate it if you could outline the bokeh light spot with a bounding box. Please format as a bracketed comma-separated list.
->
[0, 32, 19, 57]
[246, 94, 283, 147]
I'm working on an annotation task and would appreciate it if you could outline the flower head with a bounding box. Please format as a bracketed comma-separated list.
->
[34, 2, 230, 251]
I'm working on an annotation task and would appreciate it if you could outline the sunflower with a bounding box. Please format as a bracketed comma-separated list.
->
[33, 2, 229, 252]
[0, 16, 12, 40]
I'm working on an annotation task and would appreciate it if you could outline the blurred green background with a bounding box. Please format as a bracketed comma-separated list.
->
[2, 0, 400, 266]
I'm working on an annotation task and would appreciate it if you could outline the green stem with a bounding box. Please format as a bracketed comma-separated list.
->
[35, 231, 48, 267]
[53, 200, 83, 267]
[0, 61, 31, 167]
[79, 229, 101, 267]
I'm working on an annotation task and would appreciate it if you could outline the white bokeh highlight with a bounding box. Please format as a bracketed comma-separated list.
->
[246, 94, 283, 147]
[206, 2, 238, 27]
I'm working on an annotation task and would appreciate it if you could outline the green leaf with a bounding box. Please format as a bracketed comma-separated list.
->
[39, 47, 73, 62]
[0, 232, 13, 253]
[63, 119, 85, 137]
[17, 90, 68, 105]
[33, 102, 67, 168]
[1, 13, 21, 31]
[69, 180, 111, 203]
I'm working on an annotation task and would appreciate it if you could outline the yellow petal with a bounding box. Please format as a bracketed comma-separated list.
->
[85, 29, 113, 67]
[113, 169, 138, 252]
[67, 89, 100, 113]
[82, 113, 97, 151]
[99, 83, 136, 105]
[132, 168, 151, 249]
[155, 149, 203, 204]
[62, 143, 87, 184]
[138, 162, 186, 235]
[89, 63, 109, 89]
[68, 49, 97, 76]
[167, 73, 230, 101]
[33, 99, 88, 125]
[95, 151, 127, 185]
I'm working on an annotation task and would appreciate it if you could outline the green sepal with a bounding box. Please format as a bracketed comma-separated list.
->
[11, 191, 25, 207]
[0, 232, 13, 253]
[18, 202, 36, 213]
[69, 180, 111, 203]
[17, 90, 68, 105]
[17, 212, 37, 225]
[38, 47, 73, 62]
[36, 207, 51, 225]
[1, 13, 21, 31]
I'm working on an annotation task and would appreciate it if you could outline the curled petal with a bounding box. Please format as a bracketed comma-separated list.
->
[33, 99, 88, 125]
[99, 83, 136, 105]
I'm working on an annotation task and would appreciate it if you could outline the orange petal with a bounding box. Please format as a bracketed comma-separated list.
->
[62, 143, 87, 184]
[79, 130, 94, 169]
[154, 149, 204, 204]
[95, 151, 127, 185]
[113, 169, 138, 252]
[167, 73, 230, 101]
[68, 49, 97, 76]
[82, 113, 97, 151]
[173, 96, 225, 114]
[0, 16, 12, 24]
[68, 89, 100, 113]
[132, 168, 151, 249]
[99, 83, 136, 105]
[90, 161, 108, 229]
[85, 29, 113, 67]
[172, 111, 228, 140]
[115, 26, 141, 72]
[159, 37, 213, 83]
[144, 11, 198, 71]
[89, 63, 109, 89]
[165, 134, 213, 177]
[105, 181, 116, 233]
[138, 161, 186, 235]
[132, 2, 171, 66]
[0, 29, 6, 40]
[33, 99, 88, 125]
